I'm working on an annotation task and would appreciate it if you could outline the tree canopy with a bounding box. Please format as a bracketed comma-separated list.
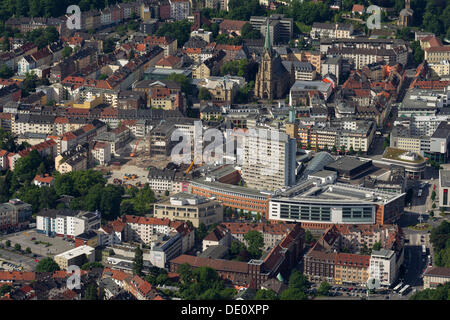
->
[176, 264, 236, 300]
[244, 230, 264, 259]
[36, 257, 60, 272]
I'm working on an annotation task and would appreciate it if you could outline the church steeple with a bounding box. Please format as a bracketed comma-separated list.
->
[264, 18, 271, 51]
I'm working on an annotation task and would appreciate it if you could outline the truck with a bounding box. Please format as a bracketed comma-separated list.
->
[422, 245, 427, 256]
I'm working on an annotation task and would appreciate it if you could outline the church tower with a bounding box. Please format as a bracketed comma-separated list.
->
[255, 19, 275, 100]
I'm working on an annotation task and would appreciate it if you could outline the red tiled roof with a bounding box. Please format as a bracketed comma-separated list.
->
[219, 19, 247, 31]
[335, 253, 370, 267]
[171, 254, 249, 273]
[425, 46, 450, 52]
[352, 4, 364, 13]
[156, 55, 181, 67]
[0, 271, 36, 282]
[33, 174, 54, 184]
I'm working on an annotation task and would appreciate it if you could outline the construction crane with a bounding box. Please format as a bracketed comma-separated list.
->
[130, 139, 140, 157]
[185, 160, 194, 174]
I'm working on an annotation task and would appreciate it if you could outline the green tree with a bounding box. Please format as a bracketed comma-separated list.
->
[372, 241, 382, 251]
[156, 20, 192, 48]
[318, 281, 331, 296]
[0, 64, 14, 78]
[36, 258, 60, 272]
[81, 262, 104, 270]
[61, 46, 73, 59]
[177, 263, 194, 285]
[244, 230, 264, 259]
[13, 149, 43, 183]
[280, 288, 308, 300]
[14, 243, 21, 251]
[431, 190, 436, 201]
[103, 38, 116, 54]
[348, 146, 355, 155]
[241, 22, 261, 39]
[25, 247, 31, 254]
[198, 87, 212, 100]
[84, 283, 98, 300]
[331, 145, 337, 154]
[133, 246, 143, 276]
[5, 240, 10, 247]
[304, 230, 313, 244]
[254, 289, 279, 300]
[0, 284, 13, 296]
[288, 269, 309, 291]
[167, 73, 192, 96]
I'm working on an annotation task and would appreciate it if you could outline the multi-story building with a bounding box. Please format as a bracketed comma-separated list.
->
[54, 245, 96, 270]
[269, 176, 405, 227]
[169, 0, 190, 21]
[170, 224, 304, 289]
[36, 209, 101, 238]
[250, 14, 293, 44]
[369, 249, 398, 287]
[220, 222, 297, 250]
[321, 38, 408, 70]
[190, 178, 271, 219]
[113, 215, 195, 254]
[311, 23, 354, 39]
[153, 192, 223, 227]
[425, 46, 450, 64]
[91, 141, 111, 166]
[0, 199, 32, 231]
[143, 36, 177, 57]
[423, 267, 450, 289]
[238, 127, 296, 192]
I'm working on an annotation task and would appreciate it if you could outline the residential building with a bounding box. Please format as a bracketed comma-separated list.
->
[0, 199, 32, 231]
[423, 267, 450, 289]
[36, 208, 101, 238]
[237, 127, 296, 191]
[369, 249, 398, 287]
[169, 0, 190, 21]
[153, 192, 223, 227]
[311, 23, 354, 39]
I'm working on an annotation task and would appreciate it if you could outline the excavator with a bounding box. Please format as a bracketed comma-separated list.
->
[130, 139, 140, 157]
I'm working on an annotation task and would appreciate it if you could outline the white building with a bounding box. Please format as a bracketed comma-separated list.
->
[36, 209, 101, 238]
[169, 0, 190, 21]
[369, 249, 397, 287]
[237, 127, 297, 191]
[54, 245, 96, 270]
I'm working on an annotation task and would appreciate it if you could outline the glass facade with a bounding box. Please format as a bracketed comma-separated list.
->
[279, 203, 332, 221]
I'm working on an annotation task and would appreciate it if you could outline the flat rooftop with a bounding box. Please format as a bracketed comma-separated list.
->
[325, 157, 371, 172]
[274, 179, 403, 204]
[54, 245, 95, 259]
[440, 170, 450, 187]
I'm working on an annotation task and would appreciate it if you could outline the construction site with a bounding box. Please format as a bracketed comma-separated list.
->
[95, 137, 196, 189]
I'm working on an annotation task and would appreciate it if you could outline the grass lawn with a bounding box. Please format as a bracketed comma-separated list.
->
[383, 147, 424, 163]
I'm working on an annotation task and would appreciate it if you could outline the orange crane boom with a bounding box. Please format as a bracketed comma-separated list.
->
[185, 160, 194, 174]
[130, 139, 139, 157]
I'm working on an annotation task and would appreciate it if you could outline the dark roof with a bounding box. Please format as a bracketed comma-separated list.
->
[431, 122, 450, 139]
[325, 156, 371, 172]
[424, 266, 450, 278]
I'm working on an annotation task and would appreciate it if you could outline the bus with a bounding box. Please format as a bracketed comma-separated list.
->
[393, 283, 403, 292]
[399, 284, 410, 296]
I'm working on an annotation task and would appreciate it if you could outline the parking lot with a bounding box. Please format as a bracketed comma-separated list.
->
[1, 229, 75, 257]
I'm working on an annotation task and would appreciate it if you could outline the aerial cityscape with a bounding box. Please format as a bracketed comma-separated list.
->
[0, 0, 449, 304]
